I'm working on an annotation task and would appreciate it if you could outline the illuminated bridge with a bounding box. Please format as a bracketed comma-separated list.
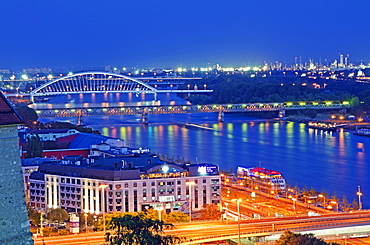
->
[35, 101, 351, 124]
[28, 72, 211, 102]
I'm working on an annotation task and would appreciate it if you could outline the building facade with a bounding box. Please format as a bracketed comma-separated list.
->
[29, 154, 221, 215]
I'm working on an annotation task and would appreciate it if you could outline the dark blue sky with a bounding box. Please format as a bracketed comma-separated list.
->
[1, 0, 370, 69]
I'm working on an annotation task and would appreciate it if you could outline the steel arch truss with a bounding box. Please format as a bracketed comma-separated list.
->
[31, 72, 158, 95]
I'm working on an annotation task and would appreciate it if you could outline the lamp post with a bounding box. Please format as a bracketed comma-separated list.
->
[154, 205, 164, 221]
[84, 213, 88, 233]
[232, 199, 242, 245]
[186, 181, 195, 222]
[331, 201, 339, 212]
[40, 212, 44, 237]
[292, 198, 296, 211]
[225, 203, 229, 225]
[357, 186, 363, 210]
[99, 184, 108, 234]
[319, 194, 326, 208]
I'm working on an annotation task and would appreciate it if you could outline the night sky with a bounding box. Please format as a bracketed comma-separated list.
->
[1, 0, 370, 69]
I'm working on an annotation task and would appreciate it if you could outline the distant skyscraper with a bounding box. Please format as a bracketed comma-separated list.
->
[339, 53, 344, 67]
[0, 93, 33, 245]
[345, 54, 350, 67]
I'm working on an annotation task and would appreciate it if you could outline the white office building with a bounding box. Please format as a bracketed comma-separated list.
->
[29, 154, 221, 215]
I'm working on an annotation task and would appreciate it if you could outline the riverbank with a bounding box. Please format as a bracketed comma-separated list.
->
[285, 115, 370, 130]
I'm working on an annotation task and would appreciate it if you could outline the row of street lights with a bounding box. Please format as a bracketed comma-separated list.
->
[286, 186, 363, 212]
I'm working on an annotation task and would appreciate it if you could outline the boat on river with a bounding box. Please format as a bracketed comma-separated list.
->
[307, 122, 337, 132]
[236, 166, 286, 193]
[354, 128, 370, 137]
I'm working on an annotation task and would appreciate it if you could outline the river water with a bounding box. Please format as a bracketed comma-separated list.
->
[35, 93, 370, 208]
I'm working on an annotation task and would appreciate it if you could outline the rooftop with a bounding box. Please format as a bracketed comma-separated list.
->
[0, 92, 23, 126]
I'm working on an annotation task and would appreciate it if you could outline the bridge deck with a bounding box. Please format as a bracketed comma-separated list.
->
[34, 102, 350, 118]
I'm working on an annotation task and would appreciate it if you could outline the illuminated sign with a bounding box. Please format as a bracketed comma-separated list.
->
[197, 165, 218, 175]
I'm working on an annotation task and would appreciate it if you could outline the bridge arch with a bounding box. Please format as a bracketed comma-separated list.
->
[31, 71, 158, 96]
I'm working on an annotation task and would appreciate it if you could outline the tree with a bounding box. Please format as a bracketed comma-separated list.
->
[46, 208, 69, 223]
[106, 213, 182, 245]
[274, 231, 339, 245]
[198, 204, 222, 220]
[340, 195, 352, 212]
[14, 105, 38, 127]
[27, 204, 41, 225]
[162, 211, 190, 223]
[26, 134, 43, 158]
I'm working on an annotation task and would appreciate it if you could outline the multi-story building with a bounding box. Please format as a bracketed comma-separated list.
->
[29, 153, 221, 215]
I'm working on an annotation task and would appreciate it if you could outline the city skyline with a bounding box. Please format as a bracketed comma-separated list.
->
[1, 1, 370, 69]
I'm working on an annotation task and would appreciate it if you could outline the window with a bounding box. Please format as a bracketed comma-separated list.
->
[151, 182, 155, 186]
[77, 179, 81, 185]
[177, 180, 181, 185]
[143, 182, 146, 187]
[61, 178, 65, 183]
[66, 179, 70, 184]
[124, 183, 129, 188]
[203, 179, 207, 184]
[116, 185, 121, 189]
[133, 183, 137, 187]
[211, 179, 219, 185]
[72, 179, 75, 184]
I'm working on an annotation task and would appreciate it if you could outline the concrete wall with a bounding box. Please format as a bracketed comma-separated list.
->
[0, 125, 33, 244]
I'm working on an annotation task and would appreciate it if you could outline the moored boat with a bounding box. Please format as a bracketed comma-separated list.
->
[307, 122, 337, 132]
[236, 166, 286, 193]
[354, 128, 370, 137]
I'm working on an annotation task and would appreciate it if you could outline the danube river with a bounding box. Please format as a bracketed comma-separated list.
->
[35, 93, 370, 208]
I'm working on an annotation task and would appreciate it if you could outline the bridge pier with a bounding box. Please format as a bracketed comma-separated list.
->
[279, 110, 286, 118]
[218, 112, 225, 122]
[141, 112, 148, 124]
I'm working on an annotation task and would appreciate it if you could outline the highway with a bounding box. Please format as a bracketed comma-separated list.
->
[169, 212, 370, 243]
[33, 212, 370, 245]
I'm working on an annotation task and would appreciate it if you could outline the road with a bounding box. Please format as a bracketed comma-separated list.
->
[34, 212, 370, 245]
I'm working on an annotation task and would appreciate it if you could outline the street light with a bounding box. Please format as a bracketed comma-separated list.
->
[291, 198, 297, 211]
[99, 184, 108, 234]
[232, 199, 242, 245]
[84, 213, 88, 233]
[40, 212, 44, 237]
[186, 181, 195, 222]
[357, 186, 363, 210]
[331, 201, 339, 212]
[318, 194, 326, 208]
[154, 205, 164, 221]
